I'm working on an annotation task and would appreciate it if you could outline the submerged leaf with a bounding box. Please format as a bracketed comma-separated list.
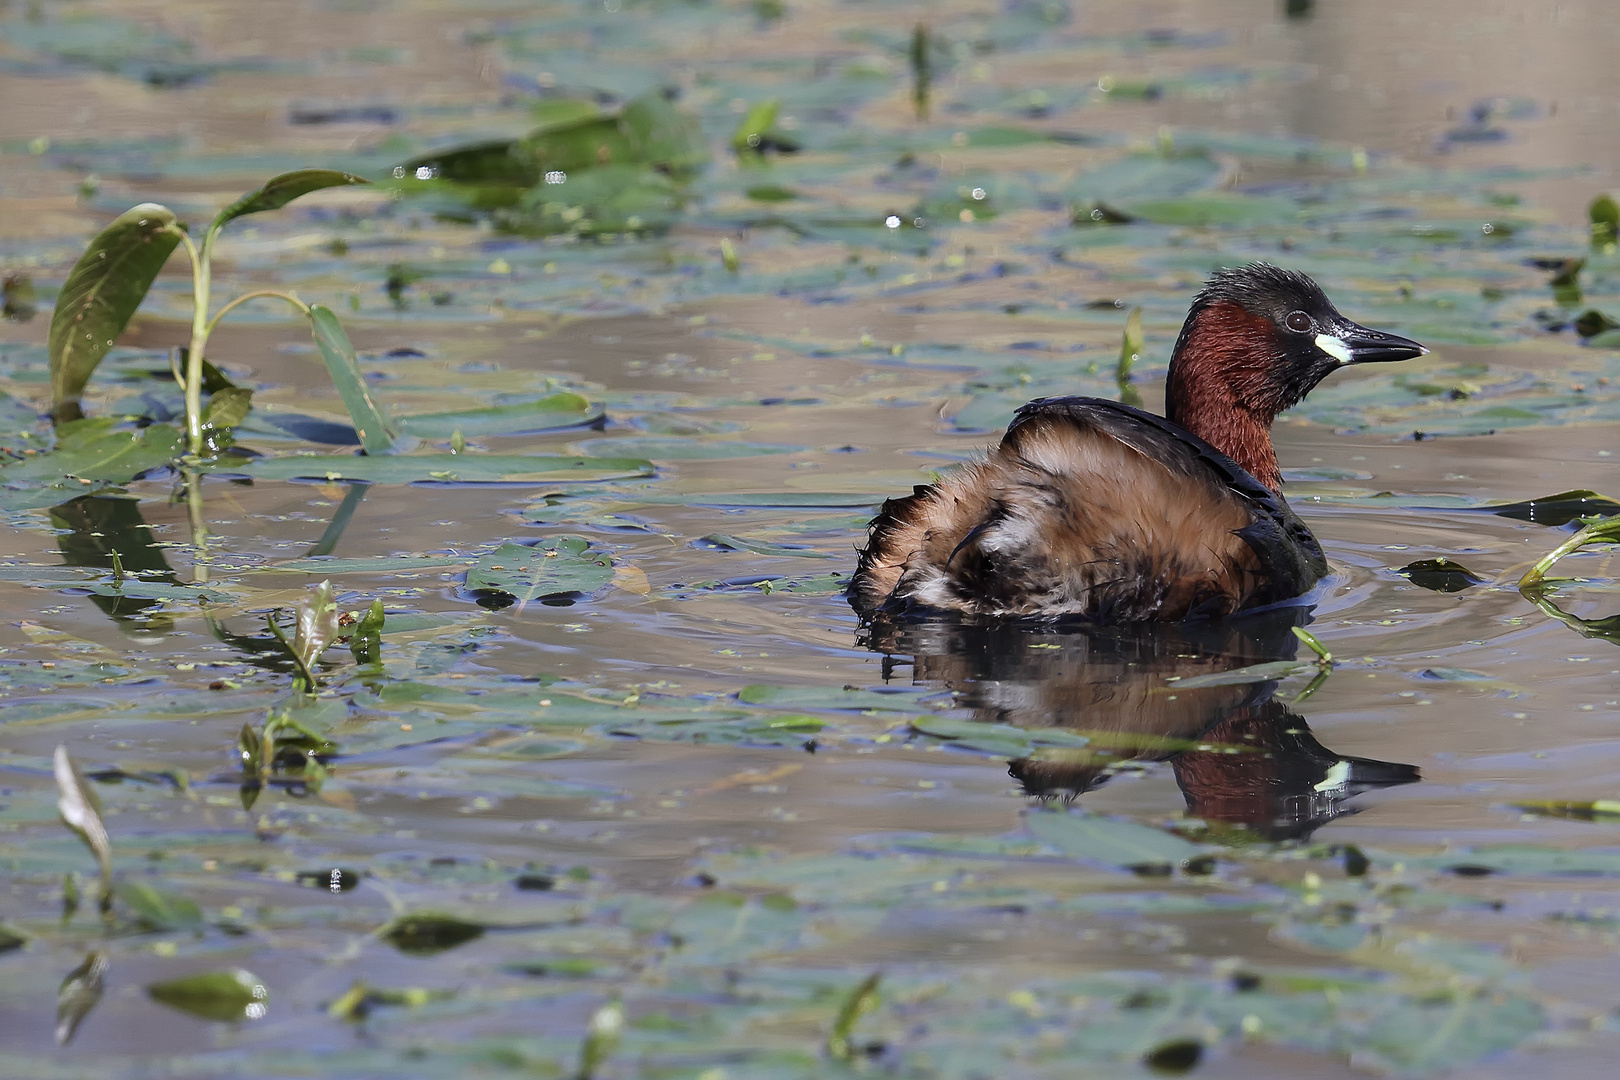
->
[48, 203, 181, 419]
[147, 968, 269, 1022]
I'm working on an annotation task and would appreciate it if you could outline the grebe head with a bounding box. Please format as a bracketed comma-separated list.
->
[1165, 263, 1427, 490]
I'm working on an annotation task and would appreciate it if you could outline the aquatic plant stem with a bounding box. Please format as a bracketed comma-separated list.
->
[1518, 514, 1620, 591]
[172, 228, 210, 457]
[184, 468, 210, 585]
[206, 289, 310, 333]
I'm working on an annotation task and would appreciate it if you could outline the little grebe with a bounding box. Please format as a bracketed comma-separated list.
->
[850, 263, 1427, 620]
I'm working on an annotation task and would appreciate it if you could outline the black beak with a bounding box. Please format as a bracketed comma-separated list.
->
[1325, 323, 1428, 365]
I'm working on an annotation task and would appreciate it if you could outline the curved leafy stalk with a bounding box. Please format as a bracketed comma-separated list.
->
[1518, 514, 1620, 592]
[179, 170, 366, 455]
[174, 228, 210, 456]
[206, 289, 309, 333]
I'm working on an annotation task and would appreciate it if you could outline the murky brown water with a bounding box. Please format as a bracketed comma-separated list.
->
[3, 1, 1620, 1076]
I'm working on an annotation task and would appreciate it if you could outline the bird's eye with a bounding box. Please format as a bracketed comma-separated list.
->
[1284, 311, 1313, 333]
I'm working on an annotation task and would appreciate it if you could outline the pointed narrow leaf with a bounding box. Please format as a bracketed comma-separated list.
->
[211, 170, 368, 233]
[1026, 808, 1205, 870]
[395, 392, 597, 437]
[53, 746, 112, 905]
[48, 204, 181, 417]
[307, 305, 397, 453]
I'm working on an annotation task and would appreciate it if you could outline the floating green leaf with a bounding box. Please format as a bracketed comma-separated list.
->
[911, 715, 1092, 757]
[466, 538, 614, 603]
[738, 684, 926, 711]
[1396, 558, 1486, 592]
[265, 555, 469, 574]
[147, 968, 268, 1022]
[0, 419, 180, 490]
[232, 453, 652, 484]
[1026, 808, 1206, 871]
[381, 913, 485, 955]
[1125, 193, 1299, 226]
[697, 533, 834, 558]
[1143, 1039, 1202, 1075]
[395, 392, 597, 437]
[48, 203, 181, 419]
[574, 436, 801, 459]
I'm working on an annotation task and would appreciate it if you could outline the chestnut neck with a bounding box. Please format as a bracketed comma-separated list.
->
[1165, 300, 1287, 492]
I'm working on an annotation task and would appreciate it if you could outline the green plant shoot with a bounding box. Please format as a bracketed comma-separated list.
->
[47, 169, 372, 456]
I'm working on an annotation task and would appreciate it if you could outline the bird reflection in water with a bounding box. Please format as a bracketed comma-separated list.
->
[861, 610, 1419, 842]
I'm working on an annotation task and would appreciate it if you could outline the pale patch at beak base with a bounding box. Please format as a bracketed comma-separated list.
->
[1314, 333, 1354, 365]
